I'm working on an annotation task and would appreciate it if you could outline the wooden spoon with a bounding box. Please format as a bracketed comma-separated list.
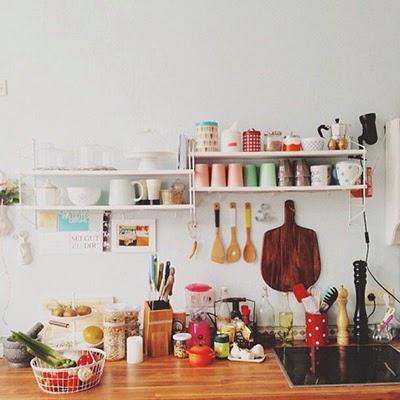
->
[211, 203, 225, 264]
[243, 202, 256, 263]
[226, 202, 241, 263]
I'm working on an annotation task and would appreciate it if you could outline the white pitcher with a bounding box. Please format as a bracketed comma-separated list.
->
[108, 179, 144, 205]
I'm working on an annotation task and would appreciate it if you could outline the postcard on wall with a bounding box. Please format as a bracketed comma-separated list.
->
[57, 211, 89, 232]
[37, 211, 57, 232]
[111, 219, 156, 253]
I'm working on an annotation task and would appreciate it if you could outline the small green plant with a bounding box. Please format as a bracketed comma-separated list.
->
[0, 179, 19, 205]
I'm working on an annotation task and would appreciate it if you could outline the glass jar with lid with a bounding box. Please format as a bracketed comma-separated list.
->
[264, 131, 283, 151]
[103, 304, 126, 361]
[173, 333, 192, 358]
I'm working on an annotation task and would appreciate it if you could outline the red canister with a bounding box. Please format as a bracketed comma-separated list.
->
[305, 312, 328, 347]
[242, 129, 261, 152]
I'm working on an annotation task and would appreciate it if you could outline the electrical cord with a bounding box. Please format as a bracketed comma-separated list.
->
[359, 163, 400, 305]
[368, 298, 376, 319]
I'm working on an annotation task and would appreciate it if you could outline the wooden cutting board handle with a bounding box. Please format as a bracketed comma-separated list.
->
[284, 200, 296, 226]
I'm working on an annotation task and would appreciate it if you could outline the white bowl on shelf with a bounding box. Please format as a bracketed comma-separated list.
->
[67, 187, 101, 206]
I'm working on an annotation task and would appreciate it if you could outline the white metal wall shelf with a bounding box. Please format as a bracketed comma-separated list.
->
[195, 185, 366, 193]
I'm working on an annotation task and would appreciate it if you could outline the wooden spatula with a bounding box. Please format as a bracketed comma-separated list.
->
[226, 202, 241, 263]
[243, 202, 256, 263]
[211, 203, 225, 264]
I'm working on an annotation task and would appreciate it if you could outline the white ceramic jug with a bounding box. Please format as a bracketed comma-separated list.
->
[108, 179, 144, 205]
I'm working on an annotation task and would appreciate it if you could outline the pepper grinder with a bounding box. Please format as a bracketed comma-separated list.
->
[353, 260, 369, 345]
[336, 285, 349, 346]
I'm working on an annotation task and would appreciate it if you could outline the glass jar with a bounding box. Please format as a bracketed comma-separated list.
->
[216, 287, 231, 330]
[283, 134, 301, 151]
[173, 333, 192, 358]
[214, 333, 229, 359]
[257, 286, 276, 346]
[278, 293, 294, 346]
[265, 131, 283, 151]
[103, 304, 126, 360]
[372, 323, 393, 344]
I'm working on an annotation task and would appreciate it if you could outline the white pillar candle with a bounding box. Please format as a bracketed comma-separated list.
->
[127, 336, 143, 364]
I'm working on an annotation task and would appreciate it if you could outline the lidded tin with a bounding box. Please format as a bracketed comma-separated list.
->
[195, 121, 219, 152]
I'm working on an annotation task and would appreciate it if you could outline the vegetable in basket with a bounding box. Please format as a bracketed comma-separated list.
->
[10, 331, 77, 368]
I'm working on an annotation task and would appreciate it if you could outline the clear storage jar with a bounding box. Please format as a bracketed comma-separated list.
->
[103, 304, 126, 361]
[264, 131, 283, 151]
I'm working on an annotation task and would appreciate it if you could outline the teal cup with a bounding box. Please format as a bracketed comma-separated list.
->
[259, 163, 277, 187]
[244, 164, 258, 187]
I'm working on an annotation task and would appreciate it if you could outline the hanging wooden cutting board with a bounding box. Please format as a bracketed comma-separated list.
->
[261, 200, 321, 292]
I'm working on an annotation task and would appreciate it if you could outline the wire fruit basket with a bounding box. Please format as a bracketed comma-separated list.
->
[30, 348, 105, 394]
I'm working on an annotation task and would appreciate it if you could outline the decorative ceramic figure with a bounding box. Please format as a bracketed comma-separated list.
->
[13, 232, 33, 265]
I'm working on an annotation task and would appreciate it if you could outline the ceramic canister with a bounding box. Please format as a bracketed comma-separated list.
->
[242, 129, 261, 152]
[195, 121, 218, 152]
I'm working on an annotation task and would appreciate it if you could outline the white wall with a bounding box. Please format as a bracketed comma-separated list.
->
[1, 0, 400, 335]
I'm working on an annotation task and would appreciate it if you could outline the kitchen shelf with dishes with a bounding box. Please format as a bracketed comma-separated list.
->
[190, 149, 367, 194]
[18, 168, 195, 214]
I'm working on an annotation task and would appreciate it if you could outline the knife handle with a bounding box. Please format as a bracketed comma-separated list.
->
[245, 202, 251, 229]
[214, 203, 220, 228]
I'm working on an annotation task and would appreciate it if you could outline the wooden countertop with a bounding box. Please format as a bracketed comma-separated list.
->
[1, 346, 400, 400]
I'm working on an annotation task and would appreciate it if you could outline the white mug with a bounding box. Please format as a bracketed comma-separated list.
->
[108, 179, 144, 205]
[310, 165, 331, 186]
[35, 182, 62, 206]
[336, 161, 363, 186]
[146, 179, 161, 204]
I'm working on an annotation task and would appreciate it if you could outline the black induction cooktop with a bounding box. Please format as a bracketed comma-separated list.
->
[274, 345, 400, 387]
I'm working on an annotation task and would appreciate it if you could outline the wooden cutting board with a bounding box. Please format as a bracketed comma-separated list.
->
[261, 200, 321, 292]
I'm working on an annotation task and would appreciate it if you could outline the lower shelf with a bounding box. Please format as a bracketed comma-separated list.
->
[19, 204, 194, 211]
[195, 185, 366, 193]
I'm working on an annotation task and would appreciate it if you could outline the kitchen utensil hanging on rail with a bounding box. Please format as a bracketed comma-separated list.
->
[243, 202, 256, 263]
[261, 200, 321, 292]
[226, 202, 241, 263]
[211, 203, 225, 264]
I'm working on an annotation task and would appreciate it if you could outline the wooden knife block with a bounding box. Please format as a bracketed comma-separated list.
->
[143, 301, 173, 357]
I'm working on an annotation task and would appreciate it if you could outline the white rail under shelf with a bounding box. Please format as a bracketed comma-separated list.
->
[195, 185, 366, 193]
[19, 204, 193, 211]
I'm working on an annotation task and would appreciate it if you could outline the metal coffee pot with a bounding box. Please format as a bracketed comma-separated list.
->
[317, 118, 351, 150]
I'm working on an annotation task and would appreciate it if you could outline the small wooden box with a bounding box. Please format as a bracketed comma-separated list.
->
[143, 301, 173, 357]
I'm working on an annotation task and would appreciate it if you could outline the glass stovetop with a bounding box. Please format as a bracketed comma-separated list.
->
[274, 345, 400, 387]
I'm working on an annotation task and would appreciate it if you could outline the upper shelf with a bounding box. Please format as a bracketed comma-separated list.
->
[192, 149, 365, 160]
[21, 169, 192, 177]
[19, 204, 193, 211]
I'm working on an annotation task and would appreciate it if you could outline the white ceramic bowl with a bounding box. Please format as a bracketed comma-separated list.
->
[301, 137, 325, 151]
[67, 187, 101, 206]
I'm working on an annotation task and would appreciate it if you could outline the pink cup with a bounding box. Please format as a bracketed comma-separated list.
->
[195, 164, 210, 187]
[211, 164, 226, 187]
[228, 163, 243, 187]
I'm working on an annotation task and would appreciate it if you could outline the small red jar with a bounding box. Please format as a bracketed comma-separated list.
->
[242, 129, 261, 152]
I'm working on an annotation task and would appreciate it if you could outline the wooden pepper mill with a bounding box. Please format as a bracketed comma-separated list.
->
[336, 285, 349, 346]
